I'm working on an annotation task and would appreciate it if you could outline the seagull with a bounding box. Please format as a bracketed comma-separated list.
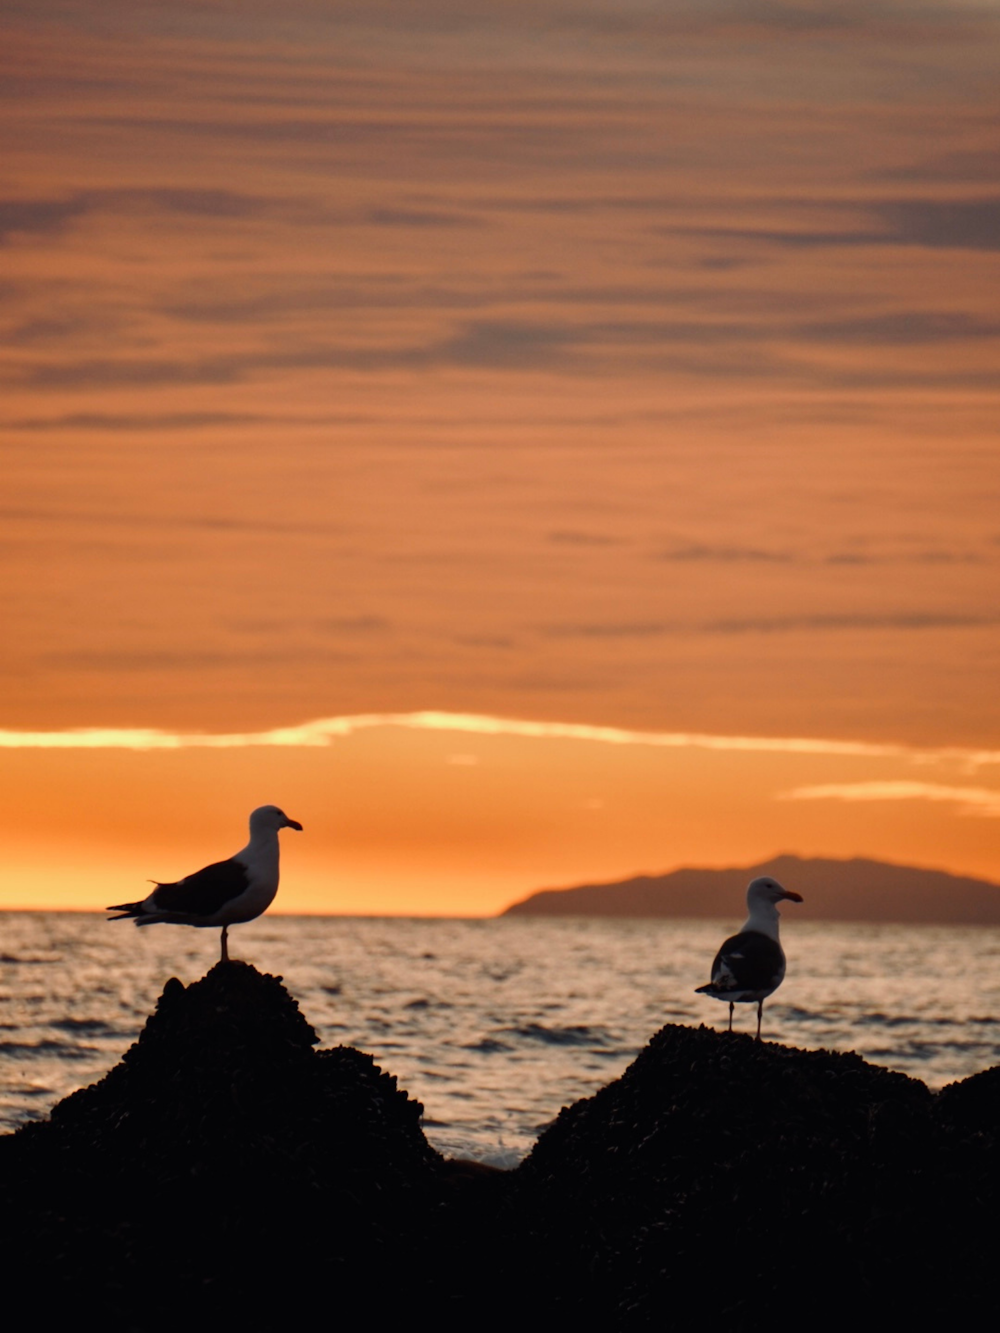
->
[107, 805, 303, 963]
[695, 876, 803, 1039]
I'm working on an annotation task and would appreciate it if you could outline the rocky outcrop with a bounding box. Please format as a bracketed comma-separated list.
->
[512, 1023, 998, 1325]
[1, 968, 996, 1329]
[29, 960, 439, 1183]
[0, 963, 450, 1328]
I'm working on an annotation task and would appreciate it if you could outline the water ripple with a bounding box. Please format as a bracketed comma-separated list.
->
[0, 912, 998, 1164]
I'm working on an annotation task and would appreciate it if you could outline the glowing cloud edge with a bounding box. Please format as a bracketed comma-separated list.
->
[779, 780, 1000, 817]
[1, 710, 998, 769]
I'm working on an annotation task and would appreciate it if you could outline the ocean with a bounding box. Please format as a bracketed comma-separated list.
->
[1, 911, 997, 1166]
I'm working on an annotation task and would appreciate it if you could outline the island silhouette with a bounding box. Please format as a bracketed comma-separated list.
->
[501, 853, 1000, 925]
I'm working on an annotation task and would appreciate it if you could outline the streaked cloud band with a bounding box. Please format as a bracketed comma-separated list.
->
[2, 711, 999, 769]
[780, 780, 1000, 816]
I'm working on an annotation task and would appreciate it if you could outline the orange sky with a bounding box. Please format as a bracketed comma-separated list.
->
[2, 3, 999, 913]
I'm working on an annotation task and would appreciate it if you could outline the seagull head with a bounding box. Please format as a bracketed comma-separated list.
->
[250, 805, 304, 833]
[747, 876, 803, 907]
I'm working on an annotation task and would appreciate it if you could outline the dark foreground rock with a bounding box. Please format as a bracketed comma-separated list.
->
[0, 964, 494, 1328]
[513, 1023, 999, 1326]
[1, 971, 997, 1329]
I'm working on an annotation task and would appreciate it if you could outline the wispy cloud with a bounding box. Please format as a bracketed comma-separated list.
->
[363, 206, 480, 229]
[658, 543, 792, 563]
[0, 197, 88, 243]
[4, 412, 268, 432]
[2, 711, 1000, 769]
[13, 319, 585, 388]
[0, 189, 296, 246]
[546, 530, 624, 547]
[680, 198, 1000, 255]
[794, 310, 1000, 345]
[780, 780, 1000, 816]
[705, 612, 995, 634]
[877, 198, 1000, 252]
[539, 612, 996, 639]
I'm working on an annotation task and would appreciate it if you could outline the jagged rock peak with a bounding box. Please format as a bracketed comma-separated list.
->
[122, 958, 321, 1069]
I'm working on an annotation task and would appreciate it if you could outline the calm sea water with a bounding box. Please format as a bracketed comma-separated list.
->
[1, 912, 998, 1165]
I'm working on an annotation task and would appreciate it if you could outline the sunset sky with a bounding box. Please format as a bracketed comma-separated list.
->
[3, 1, 999, 915]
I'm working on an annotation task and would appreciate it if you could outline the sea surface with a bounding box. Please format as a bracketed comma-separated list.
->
[1, 912, 998, 1166]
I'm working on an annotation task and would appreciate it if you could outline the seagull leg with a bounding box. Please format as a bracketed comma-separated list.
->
[756, 1001, 763, 1041]
[220, 925, 229, 964]
[728, 1001, 734, 1032]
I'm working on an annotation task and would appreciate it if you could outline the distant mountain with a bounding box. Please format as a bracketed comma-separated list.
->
[500, 854, 1000, 925]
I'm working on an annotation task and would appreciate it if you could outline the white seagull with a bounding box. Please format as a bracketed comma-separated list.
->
[695, 876, 803, 1039]
[107, 805, 303, 963]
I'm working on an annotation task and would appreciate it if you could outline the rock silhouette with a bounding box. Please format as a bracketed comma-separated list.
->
[0, 965, 996, 1329]
[503, 853, 1000, 924]
[513, 1023, 997, 1324]
[0, 963, 448, 1328]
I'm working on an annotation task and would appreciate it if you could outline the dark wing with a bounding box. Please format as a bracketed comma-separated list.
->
[151, 859, 249, 916]
[710, 930, 785, 993]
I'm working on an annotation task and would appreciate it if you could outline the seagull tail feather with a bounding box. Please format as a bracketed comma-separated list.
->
[106, 901, 144, 920]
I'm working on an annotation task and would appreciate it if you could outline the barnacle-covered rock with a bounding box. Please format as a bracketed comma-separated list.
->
[0, 962, 446, 1326]
[1, 981, 997, 1330]
[512, 1023, 995, 1327]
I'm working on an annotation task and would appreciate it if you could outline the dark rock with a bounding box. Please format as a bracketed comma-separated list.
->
[1, 975, 997, 1330]
[511, 1024, 997, 1326]
[0, 963, 452, 1329]
[936, 1063, 1000, 1134]
[19, 961, 438, 1183]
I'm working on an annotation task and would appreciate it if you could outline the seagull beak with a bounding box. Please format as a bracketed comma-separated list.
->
[286, 819, 303, 831]
[782, 890, 803, 902]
